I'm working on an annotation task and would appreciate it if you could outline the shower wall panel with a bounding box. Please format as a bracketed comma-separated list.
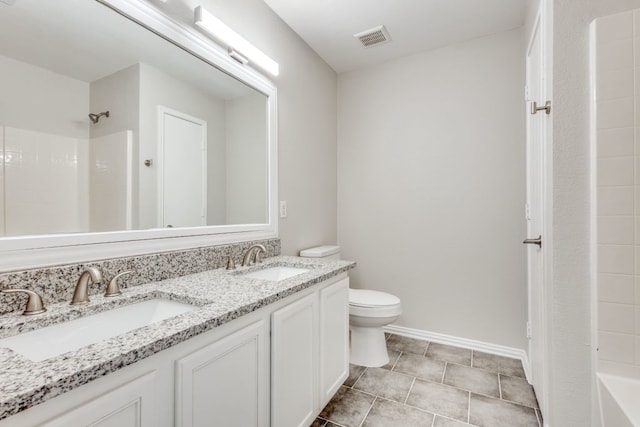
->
[2, 126, 89, 236]
[89, 130, 132, 232]
[594, 10, 640, 376]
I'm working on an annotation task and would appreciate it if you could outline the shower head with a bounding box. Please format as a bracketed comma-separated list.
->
[88, 111, 110, 124]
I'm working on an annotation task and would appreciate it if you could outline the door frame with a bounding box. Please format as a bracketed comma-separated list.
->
[156, 106, 208, 228]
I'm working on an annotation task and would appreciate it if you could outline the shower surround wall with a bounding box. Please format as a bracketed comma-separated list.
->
[594, 10, 640, 377]
[0, 54, 90, 236]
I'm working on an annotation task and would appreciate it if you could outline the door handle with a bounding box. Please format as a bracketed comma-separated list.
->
[531, 100, 551, 115]
[523, 235, 542, 248]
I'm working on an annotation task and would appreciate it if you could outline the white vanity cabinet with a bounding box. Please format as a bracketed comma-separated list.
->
[0, 272, 349, 427]
[40, 371, 158, 427]
[175, 320, 269, 427]
[272, 276, 349, 427]
[319, 278, 350, 407]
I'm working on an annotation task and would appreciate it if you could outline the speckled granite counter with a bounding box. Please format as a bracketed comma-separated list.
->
[0, 256, 355, 420]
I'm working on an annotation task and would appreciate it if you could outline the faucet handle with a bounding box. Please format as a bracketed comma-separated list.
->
[226, 256, 236, 270]
[104, 271, 132, 297]
[2, 289, 47, 315]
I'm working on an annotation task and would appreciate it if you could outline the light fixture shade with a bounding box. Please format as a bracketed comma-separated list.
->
[194, 5, 279, 76]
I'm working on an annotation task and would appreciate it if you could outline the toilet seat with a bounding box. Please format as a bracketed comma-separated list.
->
[349, 289, 402, 317]
[349, 289, 400, 307]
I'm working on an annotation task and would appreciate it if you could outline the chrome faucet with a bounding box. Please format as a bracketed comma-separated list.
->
[241, 244, 266, 267]
[70, 267, 102, 305]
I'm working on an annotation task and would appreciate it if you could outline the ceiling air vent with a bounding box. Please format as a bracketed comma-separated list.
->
[354, 25, 391, 48]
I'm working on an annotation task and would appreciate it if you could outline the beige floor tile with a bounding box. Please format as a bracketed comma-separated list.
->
[472, 351, 525, 378]
[406, 379, 469, 422]
[469, 394, 538, 427]
[443, 364, 499, 398]
[499, 374, 539, 408]
[353, 367, 414, 403]
[320, 386, 375, 427]
[393, 353, 445, 382]
[362, 398, 434, 427]
[427, 343, 473, 366]
[386, 334, 429, 355]
[433, 415, 475, 426]
[344, 364, 366, 387]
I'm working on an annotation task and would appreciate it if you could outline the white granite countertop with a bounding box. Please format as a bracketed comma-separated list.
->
[0, 256, 355, 420]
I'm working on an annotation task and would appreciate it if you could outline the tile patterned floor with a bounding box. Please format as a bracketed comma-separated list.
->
[311, 334, 543, 427]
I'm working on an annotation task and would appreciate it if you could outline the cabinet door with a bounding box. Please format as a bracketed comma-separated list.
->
[175, 320, 268, 427]
[271, 293, 318, 427]
[319, 277, 350, 407]
[42, 371, 157, 427]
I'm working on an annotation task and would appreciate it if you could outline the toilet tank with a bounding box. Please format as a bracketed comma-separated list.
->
[299, 245, 341, 260]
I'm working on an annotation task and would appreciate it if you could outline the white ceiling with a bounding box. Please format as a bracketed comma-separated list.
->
[263, 0, 527, 73]
[0, 0, 255, 100]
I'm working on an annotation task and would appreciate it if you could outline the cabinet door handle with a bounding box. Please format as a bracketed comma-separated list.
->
[523, 235, 542, 248]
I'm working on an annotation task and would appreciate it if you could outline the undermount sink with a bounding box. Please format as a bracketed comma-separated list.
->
[0, 299, 195, 362]
[243, 266, 310, 281]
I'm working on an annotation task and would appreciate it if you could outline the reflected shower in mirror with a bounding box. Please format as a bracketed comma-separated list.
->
[0, 0, 269, 237]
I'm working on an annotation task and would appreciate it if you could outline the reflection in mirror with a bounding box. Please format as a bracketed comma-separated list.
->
[0, 0, 269, 237]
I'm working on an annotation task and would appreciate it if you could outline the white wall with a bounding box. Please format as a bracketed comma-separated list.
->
[338, 29, 527, 349]
[0, 55, 89, 138]
[187, 0, 338, 255]
[546, 0, 640, 425]
[89, 64, 140, 140]
[138, 63, 227, 229]
[225, 93, 268, 224]
[0, 55, 90, 236]
[90, 64, 140, 229]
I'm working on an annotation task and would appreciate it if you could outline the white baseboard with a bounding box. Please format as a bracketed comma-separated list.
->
[384, 324, 531, 382]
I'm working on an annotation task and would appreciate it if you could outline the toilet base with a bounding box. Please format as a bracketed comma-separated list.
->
[350, 325, 389, 367]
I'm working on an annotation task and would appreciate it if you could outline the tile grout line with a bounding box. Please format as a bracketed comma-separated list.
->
[536, 408, 543, 427]
[391, 351, 402, 370]
[441, 359, 526, 380]
[403, 377, 416, 405]
[535, 408, 541, 427]
[358, 396, 377, 427]
[351, 367, 367, 389]
[327, 335, 537, 427]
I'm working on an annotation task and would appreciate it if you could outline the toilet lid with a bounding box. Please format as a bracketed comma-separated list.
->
[349, 289, 400, 308]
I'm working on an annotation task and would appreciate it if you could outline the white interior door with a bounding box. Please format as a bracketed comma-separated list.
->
[525, 7, 547, 416]
[158, 107, 207, 228]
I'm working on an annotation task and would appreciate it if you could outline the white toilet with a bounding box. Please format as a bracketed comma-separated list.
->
[299, 246, 402, 368]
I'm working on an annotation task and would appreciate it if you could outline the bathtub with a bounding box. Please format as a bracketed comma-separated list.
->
[597, 373, 640, 427]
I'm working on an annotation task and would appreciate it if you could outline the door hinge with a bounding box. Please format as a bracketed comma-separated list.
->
[526, 321, 532, 339]
[525, 203, 531, 221]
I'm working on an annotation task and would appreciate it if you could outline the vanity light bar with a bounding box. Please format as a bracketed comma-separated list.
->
[194, 5, 279, 76]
